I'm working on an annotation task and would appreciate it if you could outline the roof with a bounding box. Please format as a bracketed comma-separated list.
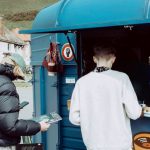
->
[0, 25, 25, 45]
[12, 28, 31, 42]
[20, 0, 150, 34]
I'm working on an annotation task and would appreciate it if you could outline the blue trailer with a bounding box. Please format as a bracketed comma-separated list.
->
[21, 0, 150, 149]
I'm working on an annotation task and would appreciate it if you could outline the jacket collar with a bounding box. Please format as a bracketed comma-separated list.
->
[0, 64, 16, 80]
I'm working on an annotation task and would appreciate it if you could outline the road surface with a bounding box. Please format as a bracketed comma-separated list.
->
[16, 83, 34, 120]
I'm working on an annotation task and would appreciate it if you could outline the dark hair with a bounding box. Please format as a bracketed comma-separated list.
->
[93, 44, 116, 58]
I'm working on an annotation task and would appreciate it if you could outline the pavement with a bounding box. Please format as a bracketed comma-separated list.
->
[13, 74, 32, 87]
[14, 74, 34, 120]
[14, 81, 32, 87]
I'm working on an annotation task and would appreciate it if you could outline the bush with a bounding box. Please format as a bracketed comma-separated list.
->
[5, 10, 38, 21]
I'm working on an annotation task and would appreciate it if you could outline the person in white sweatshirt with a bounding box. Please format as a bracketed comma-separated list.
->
[69, 45, 143, 150]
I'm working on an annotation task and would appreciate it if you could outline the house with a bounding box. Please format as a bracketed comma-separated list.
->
[0, 17, 26, 63]
[12, 28, 31, 66]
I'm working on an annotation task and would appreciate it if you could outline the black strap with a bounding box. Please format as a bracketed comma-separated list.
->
[94, 66, 110, 72]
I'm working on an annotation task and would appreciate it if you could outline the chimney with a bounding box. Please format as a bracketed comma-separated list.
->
[0, 16, 4, 36]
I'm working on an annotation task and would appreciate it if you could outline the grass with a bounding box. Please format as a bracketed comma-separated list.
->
[5, 20, 33, 30]
[5, 10, 38, 21]
[0, 0, 58, 29]
[0, 0, 57, 14]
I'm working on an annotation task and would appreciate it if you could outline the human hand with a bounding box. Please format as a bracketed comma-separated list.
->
[39, 121, 50, 132]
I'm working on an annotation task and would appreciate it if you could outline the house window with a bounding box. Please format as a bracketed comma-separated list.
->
[8, 44, 10, 51]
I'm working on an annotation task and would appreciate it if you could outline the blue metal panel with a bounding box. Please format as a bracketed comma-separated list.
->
[32, 66, 47, 148]
[43, 70, 59, 150]
[59, 63, 86, 149]
[58, 0, 150, 27]
[62, 127, 83, 139]
[62, 148, 84, 150]
[39, 67, 47, 149]
[62, 138, 86, 149]
[57, 32, 84, 150]
[20, 0, 150, 34]
[60, 85, 74, 96]
[31, 33, 59, 149]
[131, 118, 150, 135]
[61, 117, 75, 127]
[31, 34, 51, 65]
[33, 66, 59, 150]
[32, 1, 63, 29]
[32, 66, 42, 143]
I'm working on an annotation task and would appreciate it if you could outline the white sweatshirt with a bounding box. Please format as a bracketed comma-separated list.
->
[69, 70, 142, 150]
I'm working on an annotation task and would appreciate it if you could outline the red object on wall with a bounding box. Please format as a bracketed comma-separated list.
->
[42, 42, 63, 75]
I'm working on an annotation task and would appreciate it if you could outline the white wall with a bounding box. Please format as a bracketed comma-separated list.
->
[19, 42, 31, 65]
[0, 41, 30, 64]
[0, 41, 8, 61]
[0, 41, 8, 52]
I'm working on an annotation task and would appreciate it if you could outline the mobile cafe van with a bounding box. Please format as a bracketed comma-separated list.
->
[20, 0, 150, 149]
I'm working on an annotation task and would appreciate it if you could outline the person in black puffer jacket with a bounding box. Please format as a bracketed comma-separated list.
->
[0, 54, 50, 150]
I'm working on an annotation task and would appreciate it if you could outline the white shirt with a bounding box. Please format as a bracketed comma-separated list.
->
[69, 70, 142, 150]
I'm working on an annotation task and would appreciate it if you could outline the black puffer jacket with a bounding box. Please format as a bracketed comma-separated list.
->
[0, 64, 41, 146]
